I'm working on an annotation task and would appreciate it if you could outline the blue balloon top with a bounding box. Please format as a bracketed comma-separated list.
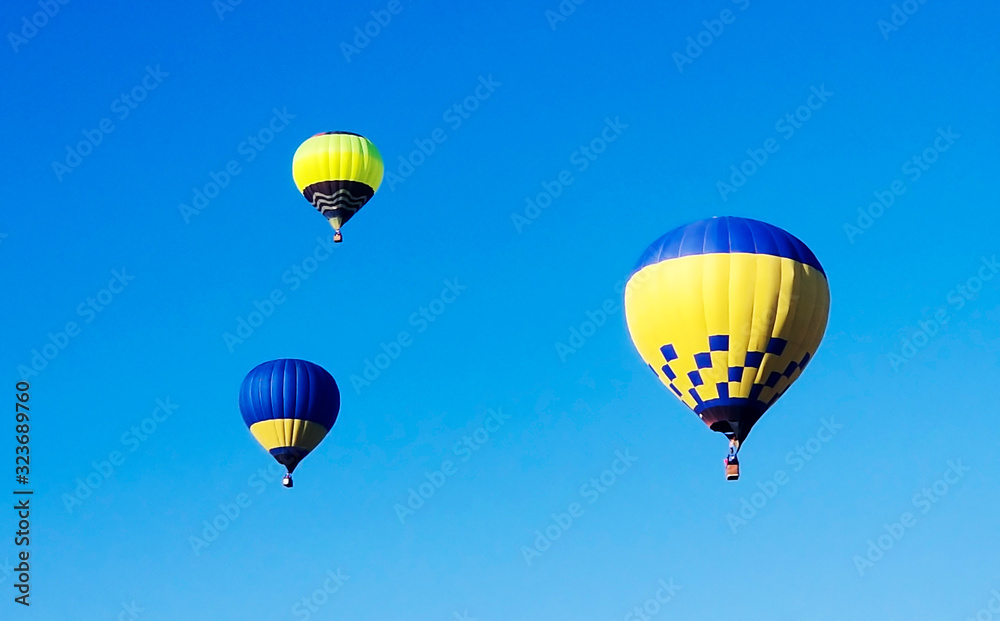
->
[238, 359, 340, 430]
[633, 216, 825, 276]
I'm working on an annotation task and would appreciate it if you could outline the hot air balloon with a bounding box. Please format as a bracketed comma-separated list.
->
[291, 132, 384, 243]
[623, 216, 830, 480]
[238, 359, 341, 488]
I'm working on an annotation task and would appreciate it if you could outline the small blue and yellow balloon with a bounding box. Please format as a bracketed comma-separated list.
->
[624, 216, 830, 480]
[238, 359, 341, 488]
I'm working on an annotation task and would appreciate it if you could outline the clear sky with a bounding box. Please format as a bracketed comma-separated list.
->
[3, 0, 1000, 619]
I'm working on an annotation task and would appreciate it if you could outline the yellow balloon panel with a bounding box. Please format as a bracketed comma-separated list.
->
[292, 132, 384, 192]
[624, 252, 829, 417]
[249, 418, 330, 453]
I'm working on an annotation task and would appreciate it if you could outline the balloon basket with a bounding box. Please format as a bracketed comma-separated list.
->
[725, 460, 740, 481]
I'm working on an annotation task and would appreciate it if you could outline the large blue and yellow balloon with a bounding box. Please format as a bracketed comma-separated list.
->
[238, 359, 341, 488]
[624, 216, 830, 478]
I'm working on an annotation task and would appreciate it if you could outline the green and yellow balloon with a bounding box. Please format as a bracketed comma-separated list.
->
[624, 216, 830, 480]
[292, 132, 384, 243]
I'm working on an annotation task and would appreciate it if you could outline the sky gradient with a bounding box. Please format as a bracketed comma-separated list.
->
[2, 0, 1000, 619]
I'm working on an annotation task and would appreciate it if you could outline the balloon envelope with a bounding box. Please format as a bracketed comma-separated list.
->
[238, 359, 341, 474]
[291, 132, 383, 233]
[624, 216, 830, 445]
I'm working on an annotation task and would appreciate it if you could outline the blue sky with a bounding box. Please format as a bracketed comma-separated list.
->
[3, 0, 1000, 619]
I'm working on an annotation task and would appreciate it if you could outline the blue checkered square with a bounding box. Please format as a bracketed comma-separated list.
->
[728, 366, 743, 382]
[766, 337, 788, 356]
[688, 370, 704, 387]
[709, 335, 730, 351]
[660, 344, 678, 362]
[745, 351, 764, 368]
[661, 364, 676, 380]
[694, 352, 713, 369]
[764, 371, 782, 388]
